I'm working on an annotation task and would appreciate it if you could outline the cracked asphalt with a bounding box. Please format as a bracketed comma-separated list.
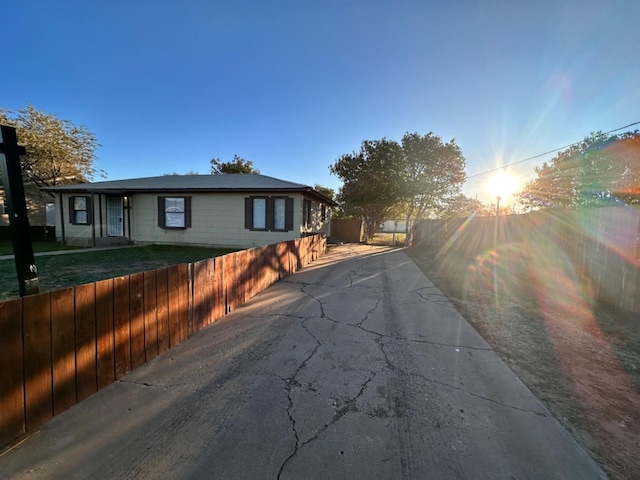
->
[0, 245, 605, 479]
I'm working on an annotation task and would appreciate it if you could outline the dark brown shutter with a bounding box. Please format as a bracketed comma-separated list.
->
[158, 196, 166, 227]
[244, 197, 253, 229]
[184, 197, 192, 228]
[285, 197, 294, 231]
[266, 197, 274, 231]
[86, 196, 93, 225]
[69, 196, 76, 224]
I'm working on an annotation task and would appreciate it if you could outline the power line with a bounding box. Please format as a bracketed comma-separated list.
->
[466, 121, 640, 180]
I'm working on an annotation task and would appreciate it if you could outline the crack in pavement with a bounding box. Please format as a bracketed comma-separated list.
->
[355, 297, 383, 328]
[117, 379, 169, 390]
[291, 277, 491, 352]
[277, 369, 379, 479]
[276, 272, 388, 478]
[377, 339, 546, 418]
[277, 318, 322, 480]
[275, 252, 498, 478]
[404, 371, 549, 417]
[413, 286, 458, 309]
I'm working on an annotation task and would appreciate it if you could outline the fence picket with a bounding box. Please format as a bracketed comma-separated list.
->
[214, 256, 224, 321]
[143, 271, 158, 362]
[75, 284, 97, 401]
[23, 292, 53, 430]
[156, 268, 170, 354]
[51, 288, 76, 414]
[205, 258, 216, 326]
[192, 260, 206, 332]
[129, 272, 145, 369]
[167, 265, 182, 347]
[0, 297, 25, 445]
[178, 264, 190, 342]
[96, 279, 115, 389]
[114, 276, 131, 378]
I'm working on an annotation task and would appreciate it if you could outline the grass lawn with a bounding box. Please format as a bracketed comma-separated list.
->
[370, 232, 407, 246]
[0, 240, 80, 256]
[0, 244, 236, 301]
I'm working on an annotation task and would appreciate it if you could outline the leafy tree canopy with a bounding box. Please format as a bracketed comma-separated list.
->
[0, 105, 102, 186]
[438, 194, 484, 219]
[329, 132, 466, 241]
[330, 138, 403, 240]
[313, 184, 335, 201]
[519, 131, 640, 210]
[398, 132, 466, 239]
[210, 155, 260, 174]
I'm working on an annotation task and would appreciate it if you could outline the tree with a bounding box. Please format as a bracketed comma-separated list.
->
[313, 184, 335, 201]
[210, 155, 260, 174]
[330, 132, 467, 242]
[330, 139, 402, 240]
[0, 105, 101, 187]
[519, 131, 640, 210]
[398, 132, 466, 242]
[438, 194, 484, 218]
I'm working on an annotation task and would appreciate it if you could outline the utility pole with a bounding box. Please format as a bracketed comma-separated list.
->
[0, 125, 39, 296]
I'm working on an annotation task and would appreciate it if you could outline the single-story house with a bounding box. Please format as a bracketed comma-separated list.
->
[44, 174, 336, 248]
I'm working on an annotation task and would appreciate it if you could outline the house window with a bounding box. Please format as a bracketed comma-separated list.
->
[302, 198, 312, 228]
[157, 196, 192, 229]
[252, 197, 267, 230]
[321, 205, 326, 223]
[70, 196, 91, 225]
[245, 196, 293, 231]
[273, 197, 287, 230]
[1, 198, 7, 215]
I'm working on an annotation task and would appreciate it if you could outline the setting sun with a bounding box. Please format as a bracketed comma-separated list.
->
[486, 172, 519, 199]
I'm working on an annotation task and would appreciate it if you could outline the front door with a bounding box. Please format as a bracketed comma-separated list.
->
[106, 197, 124, 236]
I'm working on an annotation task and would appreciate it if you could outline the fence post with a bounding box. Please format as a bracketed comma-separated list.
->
[0, 125, 39, 296]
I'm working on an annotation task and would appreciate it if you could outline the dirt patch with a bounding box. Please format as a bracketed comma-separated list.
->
[407, 245, 640, 480]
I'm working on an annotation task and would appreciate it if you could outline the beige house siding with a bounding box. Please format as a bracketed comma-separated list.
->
[302, 196, 331, 236]
[55, 191, 331, 248]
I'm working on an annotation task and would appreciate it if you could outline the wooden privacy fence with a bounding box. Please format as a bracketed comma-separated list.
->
[0, 234, 326, 449]
[413, 206, 640, 313]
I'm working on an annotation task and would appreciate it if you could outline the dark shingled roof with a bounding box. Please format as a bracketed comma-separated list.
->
[44, 174, 336, 205]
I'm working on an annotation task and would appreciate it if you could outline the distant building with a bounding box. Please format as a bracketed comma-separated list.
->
[378, 220, 410, 233]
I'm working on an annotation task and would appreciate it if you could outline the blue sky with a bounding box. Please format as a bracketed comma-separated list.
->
[2, 0, 639, 204]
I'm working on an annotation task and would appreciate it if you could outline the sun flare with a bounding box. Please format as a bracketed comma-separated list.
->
[486, 172, 519, 199]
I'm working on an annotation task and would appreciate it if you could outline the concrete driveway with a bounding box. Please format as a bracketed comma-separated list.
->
[0, 244, 605, 479]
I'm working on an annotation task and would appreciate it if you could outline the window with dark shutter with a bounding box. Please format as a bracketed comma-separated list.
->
[245, 196, 293, 231]
[246, 196, 268, 231]
[302, 198, 312, 228]
[285, 197, 294, 231]
[272, 197, 286, 231]
[158, 196, 192, 229]
[69, 196, 92, 225]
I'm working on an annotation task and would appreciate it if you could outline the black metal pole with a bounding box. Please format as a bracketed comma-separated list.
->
[0, 125, 39, 296]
